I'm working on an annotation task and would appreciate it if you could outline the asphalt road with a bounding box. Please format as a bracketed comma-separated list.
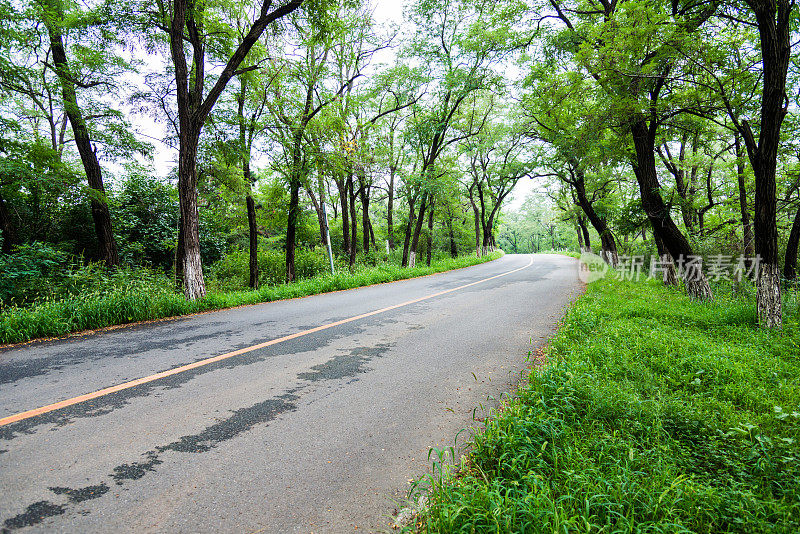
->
[0, 254, 581, 533]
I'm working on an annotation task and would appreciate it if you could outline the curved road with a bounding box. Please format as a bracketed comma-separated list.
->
[0, 254, 580, 533]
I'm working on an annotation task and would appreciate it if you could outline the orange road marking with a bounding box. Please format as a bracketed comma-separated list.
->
[0, 257, 534, 428]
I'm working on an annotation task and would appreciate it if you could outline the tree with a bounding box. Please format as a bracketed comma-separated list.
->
[264, 3, 374, 281]
[464, 110, 536, 255]
[157, 0, 303, 298]
[2, 0, 148, 265]
[522, 70, 620, 265]
[702, 0, 792, 327]
[541, 0, 718, 299]
[400, 0, 520, 267]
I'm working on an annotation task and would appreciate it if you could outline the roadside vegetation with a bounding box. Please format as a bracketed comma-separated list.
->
[0, 246, 502, 345]
[410, 277, 800, 533]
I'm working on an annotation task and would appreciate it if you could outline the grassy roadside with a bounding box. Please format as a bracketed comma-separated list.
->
[536, 250, 581, 258]
[410, 277, 800, 533]
[0, 251, 503, 346]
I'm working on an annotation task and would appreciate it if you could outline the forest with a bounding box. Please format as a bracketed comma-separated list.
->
[0, 0, 798, 334]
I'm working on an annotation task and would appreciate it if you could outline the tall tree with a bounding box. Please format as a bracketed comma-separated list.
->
[401, 0, 519, 267]
[704, 0, 792, 327]
[542, 0, 718, 298]
[160, 0, 303, 298]
[9, 0, 146, 265]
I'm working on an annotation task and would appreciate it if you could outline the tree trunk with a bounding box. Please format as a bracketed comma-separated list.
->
[468, 185, 481, 256]
[337, 176, 350, 255]
[579, 217, 591, 253]
[576, 222, 584, 252]
[653, 230, 678, 287]
[358, 169, 371, 254]
[368, 218, 376, 251]
[306, 188, 327, 247]
[47, 18, 119, 267]
[401, 195, 416, 267]
[285, 123, 306, 283]
[736, 0, 790, 327]
[177, 132, 206, 299]
[735, 135, 755, 263]
[631, 118, 712, 299]
[448, 218, 457, 258]
[784, 205, 800, 280]
[426, 200, 434, 267]
[285, 176, 300, 283]
[0, 192, 17, 254]
[348, 173, 358, 267]
[387, 168, 395, 250]
[572, 170, 617, 265]
[246, 193, 258, 289]
[476, 183, 490, 255]
[174, 213, 184, 289]
[758, 263, 782, 327]
[409, 193, 428, 268]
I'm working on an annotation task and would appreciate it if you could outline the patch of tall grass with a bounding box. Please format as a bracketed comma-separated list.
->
[411, 277, 800, 533]
[0, 251, 503, 345]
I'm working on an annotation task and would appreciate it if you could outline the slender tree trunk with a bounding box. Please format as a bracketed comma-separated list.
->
[784, 206, 800, 280]
[337, 176, 350, 255]
[401, 195, 416, 267]
[237, 79, 259, 289]
[572, 169, 617, 265]
[468, 186, 481, 256]
[408, 193, 428, 268]
[0, 192, 17, 254]
[735, 135, 755, 263]
[369, 219, 376, 251]
[246, 193, 258, 288]
[426, 200, 434, 267]
[47, 19, 119, 267]
[348, 173, 358, 267]
[284, 122, 306, 283]
[476, 184, 489, 255]
[387, 168, 395, 250]
[358, 170, 371, 254]
[285, 175, 300, 283]
[448, 218, 457, 258]
[579, 217, 591, 253]
[631, 119, 712, 300]
[576, 222, 584, 252]
[306, 187, 327, 247]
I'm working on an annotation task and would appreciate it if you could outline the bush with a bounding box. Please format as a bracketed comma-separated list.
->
[207, 247, 334, 291]
[0, 243, 73, 307]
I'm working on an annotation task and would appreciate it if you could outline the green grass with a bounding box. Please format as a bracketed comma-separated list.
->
[536, 249, 581, 258]
[0, 251, 503, 345]
[411, 277, 800, 533]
